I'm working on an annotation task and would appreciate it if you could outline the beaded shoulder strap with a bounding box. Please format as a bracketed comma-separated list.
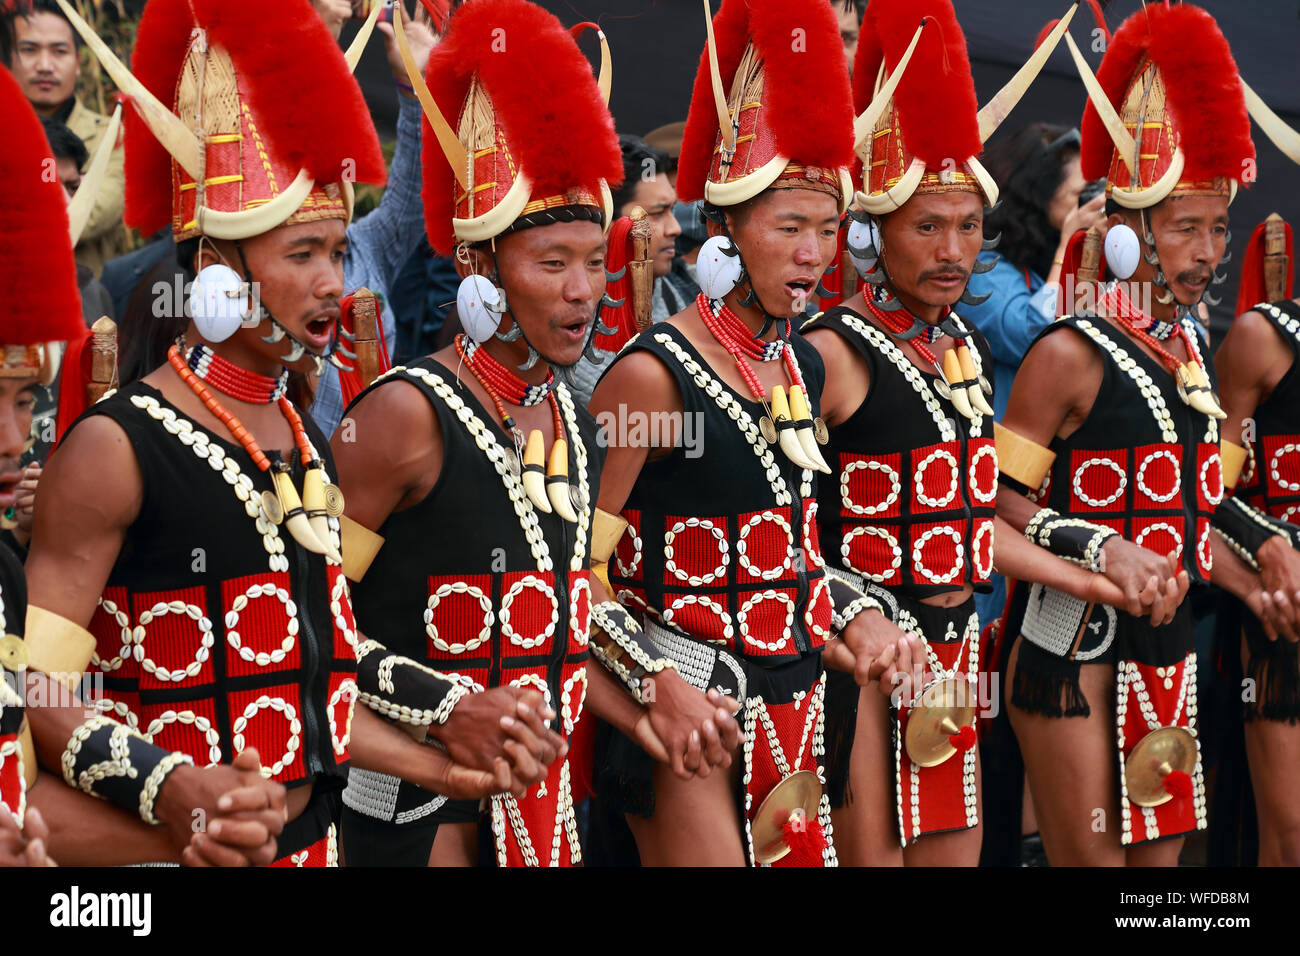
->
[650, 331, 813, 507]
[128, 392, 289, 575]
[1070, 318, 1180, 444]
[1256, 301, 1300, 354]
[391, 365, 592, 575]
[835, 311, 961, 442]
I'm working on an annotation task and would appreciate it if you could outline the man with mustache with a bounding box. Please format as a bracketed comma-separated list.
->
[588, 0, 919, 867]
[993, 3, 1292, 863]
[804, 0, 1133, 866]
[331, 0, 736, 867]
[21, 0, 541, 867]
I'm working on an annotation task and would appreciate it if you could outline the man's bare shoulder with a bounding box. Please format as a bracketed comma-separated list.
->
[1020, 320, 1102, 375]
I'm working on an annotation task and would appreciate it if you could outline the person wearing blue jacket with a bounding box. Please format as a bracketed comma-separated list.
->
[961, 123, 1106, 627]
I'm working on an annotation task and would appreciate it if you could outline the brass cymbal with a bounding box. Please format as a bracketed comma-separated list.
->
[751, 770, 822, 865]
[904, 677, 978, 768]
[0, 634, 28, 672]
[1125, 726, 1197, 808]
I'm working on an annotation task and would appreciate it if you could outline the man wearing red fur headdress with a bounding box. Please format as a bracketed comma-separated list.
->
[1206, 70, 1300, 865]
[994, 2, 1296, 864]
[0, 61, 311, 867]
[332, 0, 737, 867]
[802, 0, 1130, 866]
[586, 0, 925, 867]
[17, 0, 534, 867]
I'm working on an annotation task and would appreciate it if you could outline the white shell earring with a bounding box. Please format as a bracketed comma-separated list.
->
[696, 235, 745, 300]
[457, 274, 505, 344]
[189, 263, 249, 343]
[846, 217, 882, 276]
[1104, 223, 1141, 280]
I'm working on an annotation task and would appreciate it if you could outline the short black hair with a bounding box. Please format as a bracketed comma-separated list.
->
[41, 116, 88, 168]
[2, 0, 81, 63]
[613, 134, 672, 212]
[981, 122, 1081, 277]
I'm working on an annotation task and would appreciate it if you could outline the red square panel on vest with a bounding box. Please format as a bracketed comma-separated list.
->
[325, 670, 356, 760]
[1195, 443, 1224, 513]
[1131, 516, 1186, 568]
[138, 697, 223, 768]
[910, 521, 966, 587]
[1261, 435, 1300, 501]
[735, 585, 801, 658]
[220, 572, 302, 679]
[424, 573, 495, 660]
[735, 506, 795, 584]
[800, 499, 825, 571]
[554, 660, 588, 735]
[130, 585, 215, 691]
[1194, 516, 1214, 578]
[498, 664, 559, 719]
[803, 574, 833, 649]
[90, 585, 133, 676]
[968, 438, 999, 506]
[499, 570, 561, 662]
[613, 508, 645, 584]
[565, 572, 592, 657]
[662, 513, 731, 588]
[226, 682, 306, 783]
[1070, 449, 1130, 513]
[911, 441, 963, 515]
[839, 451, 903, 520]
[842, 523, 904, 585]
[971, 517, 995, 582]
[0, 731, 21, 822]
[661, 593, 734, 652]
[325, 566, 360, 662]
[1132, 443, 1184, 511]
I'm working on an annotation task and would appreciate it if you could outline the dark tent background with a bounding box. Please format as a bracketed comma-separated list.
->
[349, 0, 1300, 334]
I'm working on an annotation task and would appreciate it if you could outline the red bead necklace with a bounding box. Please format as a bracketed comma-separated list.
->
[188, 343, 288, 405]
[1102, 285, 1199, 378]
[454, 335, 564, 440]
[696, 293, 804, 401]
[168, 344, 313, 472]
[862, 288, 950, 368]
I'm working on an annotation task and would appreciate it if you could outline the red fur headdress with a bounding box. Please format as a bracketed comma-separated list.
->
[420, 0, 621, 256]
[0, 65, 84, 364]
[1080, 2, 1253, 205]
[677, 0, 854, 210]
[123, 0, 385, 238]
[852, 0, 995, 212]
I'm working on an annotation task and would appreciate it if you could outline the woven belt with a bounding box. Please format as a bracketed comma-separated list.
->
[342, 767, 448, 824]
[644, 618, 747, 702]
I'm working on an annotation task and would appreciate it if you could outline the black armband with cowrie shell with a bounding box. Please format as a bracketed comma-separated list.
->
[1211, 496, 1300, 572]
[354, 639, 469, 727]
[1023, 507, 1117, 573]
[588, 601, 676, 704]
[822, 566, 888, 631]
[60, 716, 194, 826]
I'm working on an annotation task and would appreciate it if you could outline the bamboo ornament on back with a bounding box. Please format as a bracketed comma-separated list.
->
[88, 316, 117, 404]
[628, 207, 655, 333]
[349, 288, 382, 388]
[1264, 213, 1290, 304]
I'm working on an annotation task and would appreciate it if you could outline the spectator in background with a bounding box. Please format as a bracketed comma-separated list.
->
[835, 0, 862, 71]
[40, 117, 113, 325]
[307, 0, 438, 437]
[960, 121, 1106, 627]
[570, 134, 695, 402]
[6, 0, 126, 276]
